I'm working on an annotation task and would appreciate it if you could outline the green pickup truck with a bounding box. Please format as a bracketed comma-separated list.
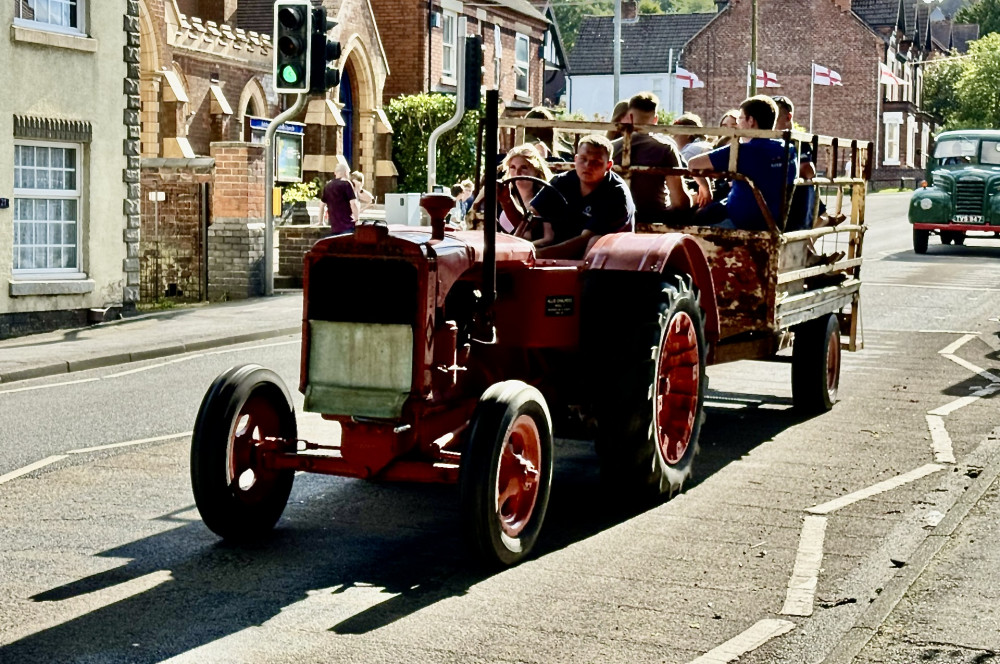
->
[908, 129, 1000, 254]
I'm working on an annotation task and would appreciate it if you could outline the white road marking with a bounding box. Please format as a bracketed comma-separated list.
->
[938, 334, 977, 356]
[780, 515, 827, 617]
[928, 383, 1000, 416]
[105, 339, 299, 378]
[940, 353, 1000, 382]
[865, 282, 1000, 292]
[67, 432, 192, 454]
[0, 455, 69, 486]
[687, 619, 796, 663]
[807, 464, 945, 515]
[0, 377, 99, 395]
[925, 415, 956, 464]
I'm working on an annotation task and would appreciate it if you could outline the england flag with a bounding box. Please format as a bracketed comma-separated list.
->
[812, 63, 843, 86]
[675, 67, 705, 89]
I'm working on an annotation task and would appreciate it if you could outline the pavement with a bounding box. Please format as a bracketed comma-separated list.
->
[0, 291, 304, 384]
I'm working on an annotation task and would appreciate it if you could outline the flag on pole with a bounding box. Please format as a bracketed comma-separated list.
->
[748, 64, 781, 88]
[878, 62, 908, 87]
[675, 67, 705, 89]
[812, 63, 843, 86]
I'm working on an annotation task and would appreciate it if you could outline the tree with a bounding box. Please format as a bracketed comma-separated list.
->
[924, 33, 1000, 129]
[956, 0, 1000, 36]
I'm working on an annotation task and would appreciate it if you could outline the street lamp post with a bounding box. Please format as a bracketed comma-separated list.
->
[749, 0, 758, 96]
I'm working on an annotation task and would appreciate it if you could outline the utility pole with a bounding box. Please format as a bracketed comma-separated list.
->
[613, 0, 622, 103]
[750, 0, 758, 96]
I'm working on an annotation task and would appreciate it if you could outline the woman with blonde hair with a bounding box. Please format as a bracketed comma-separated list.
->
[485, 144, 554, 245]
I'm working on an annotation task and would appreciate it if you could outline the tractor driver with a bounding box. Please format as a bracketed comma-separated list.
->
[509, 134, 635, 259]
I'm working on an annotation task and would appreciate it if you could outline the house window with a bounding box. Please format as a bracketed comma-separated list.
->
[14, 0, 84, 34]
[514, 33, 530, 97]
[884, 121, 900, 166]
[442, 10, 457, 81]
[13, 141, 81, 273]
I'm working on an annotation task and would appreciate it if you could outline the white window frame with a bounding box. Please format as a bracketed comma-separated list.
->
[441, 9, 457, 84]
[514, 33, 530, 97]
[13, 139, 83, 276]
[906, 114, 916, 168]
[13, 0, 86, 36]
[920, 122, 930, 169]
[883, 114, 901, 166]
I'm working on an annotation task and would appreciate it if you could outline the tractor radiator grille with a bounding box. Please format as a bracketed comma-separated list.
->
[955, 181, 986, 215]
[307, 257, 418, 324]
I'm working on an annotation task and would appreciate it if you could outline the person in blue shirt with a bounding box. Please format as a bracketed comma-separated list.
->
[687, 95, 795, 232]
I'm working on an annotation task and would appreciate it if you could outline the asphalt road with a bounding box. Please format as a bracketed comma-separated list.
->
[1, 191, 999, 663]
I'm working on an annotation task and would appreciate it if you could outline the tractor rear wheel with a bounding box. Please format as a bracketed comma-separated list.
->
[593, 275, 707, 502]
[791, 314, 841, 413]
[191, 364, 297, 542]
[460, 381, 553, 568]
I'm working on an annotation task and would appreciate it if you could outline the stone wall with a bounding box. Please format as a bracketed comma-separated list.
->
[277, 225, 329, 288]
[207, 219, 266, 300]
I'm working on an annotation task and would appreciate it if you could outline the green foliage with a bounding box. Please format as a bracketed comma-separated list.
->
[280, 179, 320, 204]
[925, 34, 1000, 129]
[956, 0, 1000, 36]
[385, 93, 480, 193]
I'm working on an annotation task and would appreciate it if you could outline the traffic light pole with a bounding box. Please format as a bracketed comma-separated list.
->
[263, 92, 308, 296]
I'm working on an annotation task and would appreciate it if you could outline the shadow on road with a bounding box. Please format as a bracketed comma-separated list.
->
[0, 388, 807, 663]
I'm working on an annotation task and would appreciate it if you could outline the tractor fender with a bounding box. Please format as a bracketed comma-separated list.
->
[583, 232, 720, 345]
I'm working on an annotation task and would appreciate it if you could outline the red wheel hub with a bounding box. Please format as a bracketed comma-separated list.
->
[655, 311, 700, 466]
[228, 393, 284, 503]
[826, 328, 841, 394]
[496, 414, 542, 538]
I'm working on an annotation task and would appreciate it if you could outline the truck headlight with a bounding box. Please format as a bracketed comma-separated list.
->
[920, 198, 933, 210]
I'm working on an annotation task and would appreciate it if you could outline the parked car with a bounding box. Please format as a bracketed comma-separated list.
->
[909, 129, 1000, 254]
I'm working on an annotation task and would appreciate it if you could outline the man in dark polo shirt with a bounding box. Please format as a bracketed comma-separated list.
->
[528, 134, 635, 259]
[319, 163, 358, 234]
[611, 92, 691, 224]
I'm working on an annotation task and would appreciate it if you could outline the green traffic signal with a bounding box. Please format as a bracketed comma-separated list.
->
[280, 65, 302, 85]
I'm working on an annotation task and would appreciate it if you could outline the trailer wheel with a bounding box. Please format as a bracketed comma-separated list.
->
[913, 228, 929, 254]
[191, 364, 297, 542]
[791, 314, 841, 413]
[460, 381, 553, 567]
[594, 276, 707, 501]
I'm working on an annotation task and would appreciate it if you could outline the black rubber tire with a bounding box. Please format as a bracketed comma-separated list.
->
[590, 274, 707, 502]
[460, 381, 554, 568]
[913, 228, 929, 254]
[191, 364, 297, 542]
[791, 314, 841, 414]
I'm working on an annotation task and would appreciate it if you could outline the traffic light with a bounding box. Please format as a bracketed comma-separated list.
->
[463, 35, 483, 110]
[273, 0, 311, 94]
[309, 7, 342, 95]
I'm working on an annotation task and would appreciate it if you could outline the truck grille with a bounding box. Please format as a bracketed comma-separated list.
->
[955, 180, 986, 215]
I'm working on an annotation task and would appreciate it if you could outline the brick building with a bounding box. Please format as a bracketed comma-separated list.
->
[681, 0, 976, 187]
[134, 0, 395, 303]
[368, 0, 551, 111]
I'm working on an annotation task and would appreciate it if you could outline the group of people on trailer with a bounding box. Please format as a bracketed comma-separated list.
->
[475, 91, 828, 259]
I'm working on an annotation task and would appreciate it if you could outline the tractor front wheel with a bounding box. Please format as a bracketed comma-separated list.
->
[191, 364, 297, 542]
[460, 381, 553, 568]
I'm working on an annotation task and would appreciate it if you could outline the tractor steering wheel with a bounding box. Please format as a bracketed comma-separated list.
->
[497, 175, 569, 235]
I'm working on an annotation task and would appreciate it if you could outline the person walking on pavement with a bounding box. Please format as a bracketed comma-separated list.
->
[319, 163, 359, 234]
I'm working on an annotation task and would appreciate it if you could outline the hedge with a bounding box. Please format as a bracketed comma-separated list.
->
[385, 93, 480, 193]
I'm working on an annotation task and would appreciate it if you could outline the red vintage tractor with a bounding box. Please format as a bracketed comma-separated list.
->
[190, 93, 719, 567]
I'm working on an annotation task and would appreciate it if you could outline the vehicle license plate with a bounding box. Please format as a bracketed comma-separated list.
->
[954, 214, 984, 223]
